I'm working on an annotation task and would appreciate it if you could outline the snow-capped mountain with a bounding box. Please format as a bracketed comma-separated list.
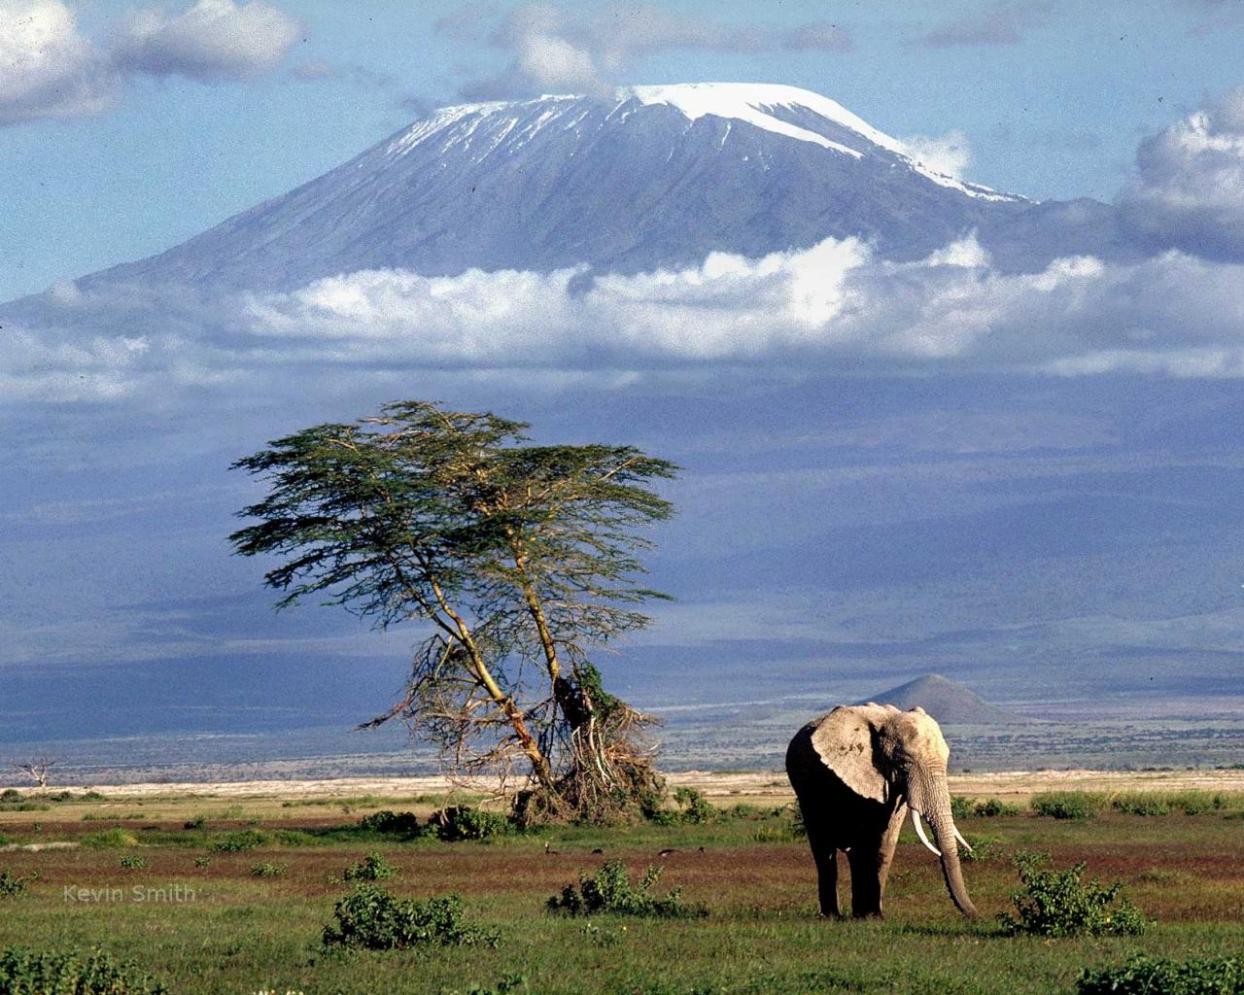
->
[70, 82, 1124, 295]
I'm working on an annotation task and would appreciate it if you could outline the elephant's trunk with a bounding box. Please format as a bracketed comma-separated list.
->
[913, 768, 978, 919]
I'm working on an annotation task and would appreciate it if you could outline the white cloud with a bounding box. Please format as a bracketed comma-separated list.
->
[16, 233, 1244, 410]
[901, 130, 972, 180]
[457, 2, 851, 99]
[0, 0, 114, 124]
[114, 0, 302, 82]
[1119, 87, 1244, 260]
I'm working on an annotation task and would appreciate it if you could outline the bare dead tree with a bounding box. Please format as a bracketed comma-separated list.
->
[13, 757, 57, 789]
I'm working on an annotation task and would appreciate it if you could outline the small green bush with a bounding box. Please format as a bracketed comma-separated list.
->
[183, 816, 207, 830]
[0, 946, 167, 994]
[0, 789, 21, 802]
[322, 886, 499, 951]
[672, 788, 714, 825]
[1077, 955, 1244, 994]
[1000, 851, 1147, 937]
[358, 810, 422, 836]
[119, 855, 146, 870]
[432, 807, 509, 842]
[974, 798, 1020, 817]
[211, 830, 268, 853]
[547, 860, 708, 919]
[193, 856, 212, 868]
[0, 871, 35, 898]
[250, 862, 286, 878]
[82, 829, 139, 848]
[1030, 792, 1102, 820]
[344, 852, 395, 882]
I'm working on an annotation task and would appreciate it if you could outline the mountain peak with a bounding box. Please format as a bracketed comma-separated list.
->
[859, 673, 1027, 725]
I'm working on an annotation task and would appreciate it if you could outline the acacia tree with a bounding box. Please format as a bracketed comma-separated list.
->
[230, 401, 676, 821]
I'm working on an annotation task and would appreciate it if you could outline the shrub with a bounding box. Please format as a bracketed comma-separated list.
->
[183, 816, 207, 830]
[0, 947, 167, 994]
[1030, 792, 1102, 820]
[0, 871, 34, 898]
[0, 790, 20, 802]
[83, 829, 139, 848]
[951, 795, 974, 820]
[194, 856, 212, 868]
[357, 810, 421, 836]
[344, 852, 395, 882]
[251, 862, 286, 878]
[211, 830, 268, 853]
[119, 855, 146, 870]
[974, 798, 1020, 817]
[999, 851, 1147, 937]
[1111, 793, 1170, 816]
[322, 886, 498, 951]
[672, 788, 714, 825]
[432, 807, 509, 842]
[1077, 955, 1244, 994]
[547, 860, 708, 919]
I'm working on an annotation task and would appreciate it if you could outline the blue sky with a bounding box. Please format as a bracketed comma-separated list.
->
[5, 0, 1244, 301]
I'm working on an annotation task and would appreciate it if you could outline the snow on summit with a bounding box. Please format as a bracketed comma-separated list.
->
[55, 79, 1098, 296]
[387, 83, 1020, 203]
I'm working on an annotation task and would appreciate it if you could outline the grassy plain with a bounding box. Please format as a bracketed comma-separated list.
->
[0, 775, 1241, 994]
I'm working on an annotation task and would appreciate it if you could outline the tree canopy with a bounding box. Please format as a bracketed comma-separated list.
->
[230, 401, 677, 821]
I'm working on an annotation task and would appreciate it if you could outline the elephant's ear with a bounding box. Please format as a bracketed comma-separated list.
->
[810, 707, 887, 804]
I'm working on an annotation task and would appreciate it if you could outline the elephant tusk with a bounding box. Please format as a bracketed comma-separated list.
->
[910, 808, 941, 857]
[953, 826, 973, 853]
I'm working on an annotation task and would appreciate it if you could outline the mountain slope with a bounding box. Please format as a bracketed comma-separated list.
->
[66, 82, 1118, 296]
[858, 674, 1028, 725]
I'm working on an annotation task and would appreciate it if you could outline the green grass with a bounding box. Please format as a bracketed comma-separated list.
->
[0, 797, 1241, 993]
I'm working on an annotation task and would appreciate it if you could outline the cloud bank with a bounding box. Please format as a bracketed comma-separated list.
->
[0, 0, 301, 125]
[12, 230, 1244, 417]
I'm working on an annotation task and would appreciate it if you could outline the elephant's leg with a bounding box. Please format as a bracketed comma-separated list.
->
[805, 826, 841, 917]
[847, 844, 884, 918]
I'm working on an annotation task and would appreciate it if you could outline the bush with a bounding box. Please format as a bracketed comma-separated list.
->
[974, 798, 1020, 817]
[83, 829, 139, 848]
[0, 946, 167, 994]
[211, 830, 268, 852]
[119, 855, 146, 870]
[432, 807, 510, 842]
[1077, 955, 1244, 994]
[344, 852, 395, 882]
[322, 886, 499, 951]
[251, 862, 286, 878]
[672, 788, 714, 825]
[547, 860, 708, 919]
[1109, 791, 1230, 816]
[0, 790, 20, 802]
[0, 871, 34, 898]
[357, 810, 422, 837]
[183, 816, 207, 830]
[1030, 792, 1102, 820]
[999, 851, 1148, 937]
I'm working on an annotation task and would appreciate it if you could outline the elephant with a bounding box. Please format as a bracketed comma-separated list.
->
[785, 702, 977, 919]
